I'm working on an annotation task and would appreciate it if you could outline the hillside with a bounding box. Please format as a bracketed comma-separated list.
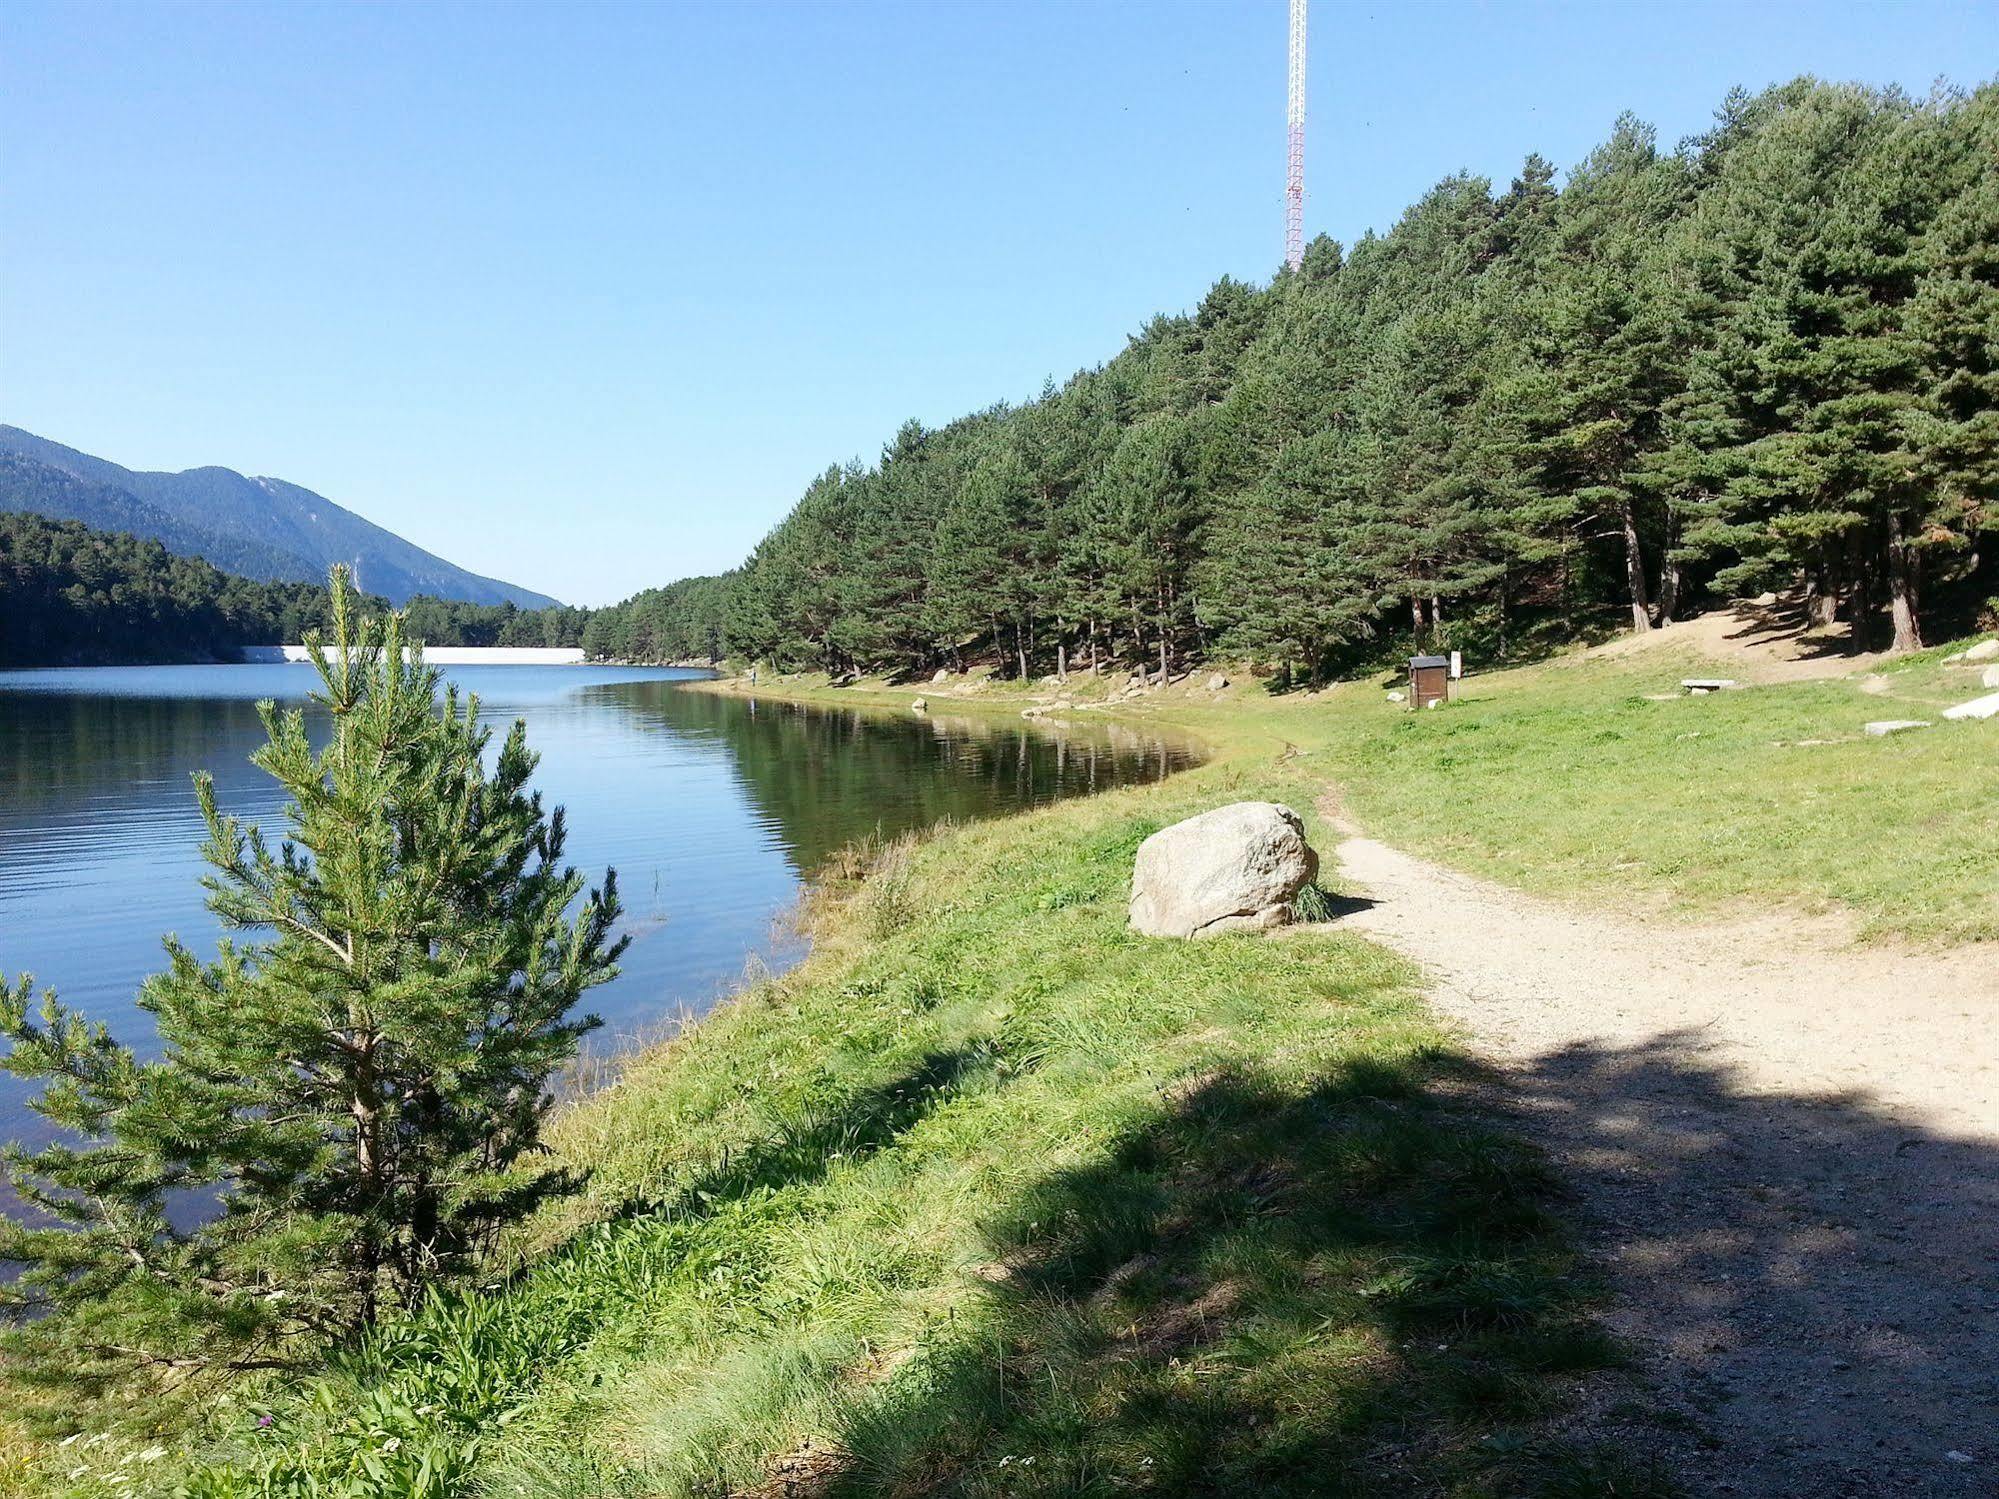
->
[584, 77, 1999, 684]
[0, 452, 313, 583]
[0, 512, 589, 665]
[0, 511, 381, 665]
[0, 426, 558, 609]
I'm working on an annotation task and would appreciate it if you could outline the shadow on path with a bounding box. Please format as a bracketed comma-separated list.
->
[1503, 1034, 1997, 1498]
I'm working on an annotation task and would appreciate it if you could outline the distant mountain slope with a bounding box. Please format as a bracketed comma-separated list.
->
[0, 426, 558, 608]
[0, 452, 310, 582]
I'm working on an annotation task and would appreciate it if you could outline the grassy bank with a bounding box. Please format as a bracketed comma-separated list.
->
[14, 720, 1666, 1498]
[709, 628, 1997, 945]
[14, 624, 1991, 1496]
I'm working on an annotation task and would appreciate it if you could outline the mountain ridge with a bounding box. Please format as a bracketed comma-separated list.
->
[0, 426, 559, 608]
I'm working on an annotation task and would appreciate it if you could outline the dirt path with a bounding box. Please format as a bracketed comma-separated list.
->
[1328, 828, 1998, 1498]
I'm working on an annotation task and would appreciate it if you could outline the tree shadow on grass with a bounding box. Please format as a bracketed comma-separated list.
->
[813, 1053, 1670, 1498]
[1498, 1034, 1999, 1499]
[609, 1040, 1012, 1228]
[300, 1045, 1021, 1492]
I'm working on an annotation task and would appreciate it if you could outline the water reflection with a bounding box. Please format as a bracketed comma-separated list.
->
[0, 665, 1198, 1166]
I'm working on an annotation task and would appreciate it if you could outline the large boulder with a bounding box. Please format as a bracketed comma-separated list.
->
[1129, 802, 1318, 939]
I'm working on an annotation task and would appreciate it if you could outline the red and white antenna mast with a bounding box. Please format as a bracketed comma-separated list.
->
[1285, 0, 1306, 271]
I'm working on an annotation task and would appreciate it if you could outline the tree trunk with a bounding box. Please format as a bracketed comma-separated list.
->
[1806, 554, 1840, 630]
[1158, 632, 1169, 683]
[1015, 622, 1028, 681]
[1057, 640, 1067, 681]
[1848, 543, 1874, 655]
[350, 1042, 383, 1328]
[1656, 558, 1681, 627]
[1886, 511, 1922, 654]
[1620, 496, 1652, 633]
[1410, 595, 1424, 632]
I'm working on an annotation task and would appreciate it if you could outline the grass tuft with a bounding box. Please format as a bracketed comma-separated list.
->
[1290, 881, 1338, 923]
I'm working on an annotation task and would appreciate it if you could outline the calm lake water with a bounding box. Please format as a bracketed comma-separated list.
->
[0, 664, 1198, 1159]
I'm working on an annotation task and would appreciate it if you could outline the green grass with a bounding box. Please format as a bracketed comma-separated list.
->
[22, 623, 1992, 1496]
[716, 629, 1999, 945]
[766, 629, 1997, 945]
[26, 753, 1661, 1498]
[1308, 642, 1999, 943]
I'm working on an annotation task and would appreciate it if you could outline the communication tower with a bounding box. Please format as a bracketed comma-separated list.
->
[1286, 0, 1307, 271]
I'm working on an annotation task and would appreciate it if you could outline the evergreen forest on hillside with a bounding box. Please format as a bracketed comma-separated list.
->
[0, 513, 589, 666]
[0, 513, 367, 666]
[585, 79, 1999, 677]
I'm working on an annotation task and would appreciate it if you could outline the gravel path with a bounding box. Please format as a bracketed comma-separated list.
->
[1330, 830, 1998, 1498]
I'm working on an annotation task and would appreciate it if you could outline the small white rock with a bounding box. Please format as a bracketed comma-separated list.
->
[1386, 690, 1406, 703]
[1864, 719, 1932, 736]
[909, 697, 927, 712]
[1984, 665, 1999, 690]
[1942, 691, 1999, 722]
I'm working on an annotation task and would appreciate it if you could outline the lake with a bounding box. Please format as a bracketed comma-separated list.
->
[0, 664, 1198, 1159]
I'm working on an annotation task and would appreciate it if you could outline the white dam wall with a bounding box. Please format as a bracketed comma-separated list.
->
[240, 645, 587, 665]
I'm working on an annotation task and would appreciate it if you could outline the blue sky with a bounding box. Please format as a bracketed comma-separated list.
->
[3, 1, 1992, 606]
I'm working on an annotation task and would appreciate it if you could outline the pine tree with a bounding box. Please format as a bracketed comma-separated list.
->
[1200, 425, 1380, 682]
[1101, 416, 1203, 678]
[1, 568, 623, 1414]
[1516, 117, 1688, 631]
[1904, 88, 1999, 627]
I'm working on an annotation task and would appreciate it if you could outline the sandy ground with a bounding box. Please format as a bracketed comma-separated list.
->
[1592, 598, 1891, 684]
[1328, 827, 1998, 1498]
